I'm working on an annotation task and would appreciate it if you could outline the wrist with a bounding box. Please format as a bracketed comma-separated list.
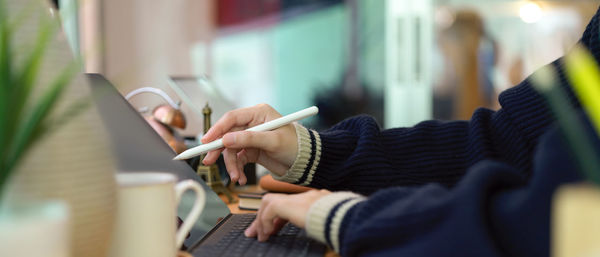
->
[271, 123, 321, 185]
[305, 192, 365, 253]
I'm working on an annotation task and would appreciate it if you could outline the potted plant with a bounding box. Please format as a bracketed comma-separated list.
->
[0, 1, 80, 255]
[0, 1, 117, 256]
[0, 0, 82, 200]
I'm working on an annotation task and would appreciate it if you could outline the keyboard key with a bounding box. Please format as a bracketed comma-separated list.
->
[192, 214, 324, 257]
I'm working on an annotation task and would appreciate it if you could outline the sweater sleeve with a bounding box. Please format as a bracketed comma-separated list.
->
[303, 122, 587, 256]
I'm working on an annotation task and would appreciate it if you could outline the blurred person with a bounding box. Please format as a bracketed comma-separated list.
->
[436, 10, 498, 120]
[509, 56, 525, 86]
[478, 32, 500, 108]
[200, 6, 600, 257]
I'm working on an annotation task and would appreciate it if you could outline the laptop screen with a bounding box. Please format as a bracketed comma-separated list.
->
[86, 73, 231, 249]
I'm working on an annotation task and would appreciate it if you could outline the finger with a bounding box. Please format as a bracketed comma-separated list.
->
[254, 200, 266, 241]
[201, 125, 247, 145]
[258, 197, 278, 241]
[222, 130, 280, 152]
[236, 159, 246, 186]
[223, 148, 241, 183]
[236, 150, 249, 186]
[245, 219, 258, 238]
[270, 218, 287, 236]
[202, 149, 223, 165]
[202, 105, 268, 143]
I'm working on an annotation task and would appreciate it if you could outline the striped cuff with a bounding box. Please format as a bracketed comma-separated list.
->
[305, 192, 365, 253]
[271, 123, 321, 186]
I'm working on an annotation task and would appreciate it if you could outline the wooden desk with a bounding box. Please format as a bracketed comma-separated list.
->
[219, 185, 260, 214]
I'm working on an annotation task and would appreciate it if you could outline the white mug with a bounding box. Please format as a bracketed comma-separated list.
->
[109, 172, 205, 257]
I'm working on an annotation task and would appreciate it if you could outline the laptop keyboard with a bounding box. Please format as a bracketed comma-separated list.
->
[191, 214, 326, 257]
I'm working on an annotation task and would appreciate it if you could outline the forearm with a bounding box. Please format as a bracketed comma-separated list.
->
[303, 142, 582, 257]
[275, 109, 534, 194]
[274, 118, 475, 193]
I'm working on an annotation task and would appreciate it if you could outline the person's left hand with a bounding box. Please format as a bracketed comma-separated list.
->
[245, 189, 331, 242]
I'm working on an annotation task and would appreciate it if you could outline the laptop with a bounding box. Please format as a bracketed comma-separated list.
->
[87, 74, 326, 257]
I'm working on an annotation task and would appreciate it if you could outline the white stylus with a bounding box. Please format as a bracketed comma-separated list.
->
[172, 106, 319, 160]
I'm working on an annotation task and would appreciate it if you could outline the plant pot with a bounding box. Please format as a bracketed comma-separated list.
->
[0, 201, 70, 257]
[553, 183, 600, 257]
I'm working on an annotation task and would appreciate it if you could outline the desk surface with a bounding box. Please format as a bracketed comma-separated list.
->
[219, 185, 261, 214]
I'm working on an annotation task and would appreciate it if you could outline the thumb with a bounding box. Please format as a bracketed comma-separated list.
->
[222, 130, 279, 151]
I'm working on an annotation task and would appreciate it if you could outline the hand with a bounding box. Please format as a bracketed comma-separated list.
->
[244, 190, 331, 242]
[201, 104, 298, 185]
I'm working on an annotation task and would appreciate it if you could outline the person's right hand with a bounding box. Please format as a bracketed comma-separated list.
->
[201, 104, 298, 185]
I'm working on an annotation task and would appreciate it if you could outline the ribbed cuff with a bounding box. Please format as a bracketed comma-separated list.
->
[271, 123, 321, 186]
[306, 192, 365, 253]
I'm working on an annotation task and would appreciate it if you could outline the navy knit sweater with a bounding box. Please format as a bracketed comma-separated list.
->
[271, 6, 600, 257]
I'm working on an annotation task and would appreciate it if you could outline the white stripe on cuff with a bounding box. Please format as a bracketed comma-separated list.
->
[305, 192, 365, 248]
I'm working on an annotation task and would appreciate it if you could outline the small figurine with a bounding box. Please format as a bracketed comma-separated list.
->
[196, 103, 234, 203]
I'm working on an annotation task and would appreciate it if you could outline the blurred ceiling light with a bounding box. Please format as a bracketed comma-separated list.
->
[520, 2, 543, 23]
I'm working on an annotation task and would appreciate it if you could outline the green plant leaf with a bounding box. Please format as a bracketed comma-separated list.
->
[1, 59, 79, 185]
[0, 5, 58, 186]
[8, 17, 55, 141]
[0, 3, 14, 170]
[0, 0, 91, 200]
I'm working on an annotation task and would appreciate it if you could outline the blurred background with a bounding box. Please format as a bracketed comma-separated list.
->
[61, 0, 598, 138]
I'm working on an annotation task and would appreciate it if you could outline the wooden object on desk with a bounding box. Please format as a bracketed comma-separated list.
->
[219, 185, 260, 214]
[259, 174, 313, 193]
[234, 175, 315, 211]
[177, 251, 193, 257]
[238, 191, 268, 211]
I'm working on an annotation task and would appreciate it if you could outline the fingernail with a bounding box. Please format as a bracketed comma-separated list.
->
[244, 229, 251, 237]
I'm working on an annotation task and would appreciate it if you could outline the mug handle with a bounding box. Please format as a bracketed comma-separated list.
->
[174, 180, 206, 249]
